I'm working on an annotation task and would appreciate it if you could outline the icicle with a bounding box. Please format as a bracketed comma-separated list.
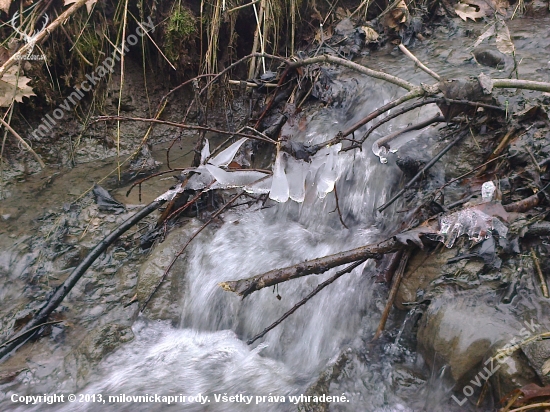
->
[286, 156, 308, 202]
[269, 152, 289, 202]
[204, 164, 268, 187]
[316, 143, 341, 198]
[200, 139, 210, 165]
[209, 138, 248, 167]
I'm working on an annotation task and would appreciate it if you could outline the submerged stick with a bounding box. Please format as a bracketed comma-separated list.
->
[372, 250, 411, 340]
[219, 236, 400, 297]
[247, 259, 367, 345]
[0, 193, 171, 361]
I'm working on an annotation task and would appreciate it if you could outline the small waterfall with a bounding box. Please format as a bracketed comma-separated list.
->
[10, 72, 442, 412]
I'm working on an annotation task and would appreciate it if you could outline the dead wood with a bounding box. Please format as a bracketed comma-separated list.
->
[219, 237, 403, 297]
[0, 197, 168, 362]
[372, 249, 411, 341]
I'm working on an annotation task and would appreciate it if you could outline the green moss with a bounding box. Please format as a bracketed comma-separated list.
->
[165, 5, 196, 62]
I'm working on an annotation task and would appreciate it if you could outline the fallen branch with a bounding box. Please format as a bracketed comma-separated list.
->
[0, 189, 173, 361]
[219, 236, 401, 297]
[247, 259, 367, 345]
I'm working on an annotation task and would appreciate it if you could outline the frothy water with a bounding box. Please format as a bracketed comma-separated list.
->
[4, 73, 442, 412]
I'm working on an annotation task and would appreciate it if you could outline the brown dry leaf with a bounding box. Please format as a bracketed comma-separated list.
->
[496, 21, 514, 54]
[0, 0, 12, 13]
[335, 6, 350, 20]
[64, 0, 97, 13]
[385, 0, 409, 29]
[455, 2, 486, 20]
[361, 26, 379, 43]
[0, 67, 35, 107]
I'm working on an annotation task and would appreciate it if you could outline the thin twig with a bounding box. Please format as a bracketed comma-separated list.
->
[333, 184, 349, 229]
[90, 116, 277, 144]
[247, 259, 367, 345]
[531, 248, 549, 298]
[140, 190, 245, 312]
[372, 249, 410, 340]
[508, 403, 550, 412]
[433, 154, 507, 200]
[398, 44, 441, 81]
[226, 0, 261, 13]
[0, 117, 45, 168]
[371, 114, 444, 157]
[0, 321, 63, 349]
[358, 98, 504, 147]
[378, 128, 468, 212]
[358, 98, 440, 145]
[126, 168, 193, 197]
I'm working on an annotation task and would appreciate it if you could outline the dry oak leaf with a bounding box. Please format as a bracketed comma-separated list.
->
[361, 26, 379, 43]
[384, 0, 409, 29]
[0, 67, 35, 107]
[64, 0, 97, 14]
[0, 0, 12, 13]
[455, 2, 486, 20]
[496, 21, 514, 54]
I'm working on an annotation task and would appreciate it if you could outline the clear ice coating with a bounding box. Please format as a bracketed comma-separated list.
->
[269, 151, 290, 202]
[438, 207, 508, 248]
[286, 156, 308, 202]
[315, 143, 341, 198]
[200, 139, 210, 165]
[481, 181, 496, 202]
[186, 138, 344, 203]
[209, 137, 248, 167]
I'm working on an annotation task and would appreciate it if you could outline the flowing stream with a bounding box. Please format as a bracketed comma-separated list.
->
[3, 18, 550, 411]
[74, 74, 439, 411]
